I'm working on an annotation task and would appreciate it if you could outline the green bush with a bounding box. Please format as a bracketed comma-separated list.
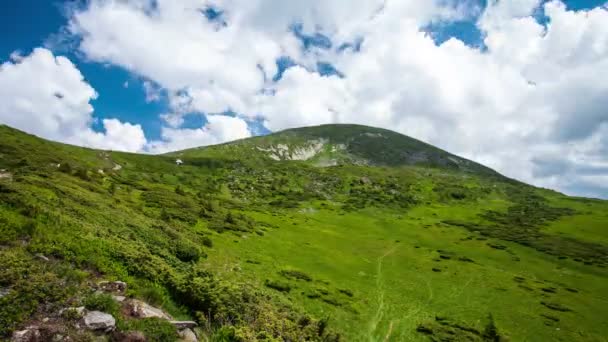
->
[279, 269, 312, 282]
[264, 279, 291, 292]
[174, 240, 203, 262]
[83, 293, 119, 315]
[121, 318, 178, 341]
[202, 236, 213, 248]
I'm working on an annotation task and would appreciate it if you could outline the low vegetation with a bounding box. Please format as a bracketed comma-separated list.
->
[0, 124, 607, 341]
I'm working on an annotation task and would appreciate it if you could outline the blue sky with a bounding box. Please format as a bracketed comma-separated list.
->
[0, 0, 604, 140]
[1, 0, 608, 198]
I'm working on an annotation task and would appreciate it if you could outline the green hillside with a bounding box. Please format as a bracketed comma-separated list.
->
[1, 124, 607, 341]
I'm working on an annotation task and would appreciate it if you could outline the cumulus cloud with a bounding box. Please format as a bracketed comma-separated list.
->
[0, 48, 147, 152]
[147, 115, 252, 153]
[59, 0, 608, 198]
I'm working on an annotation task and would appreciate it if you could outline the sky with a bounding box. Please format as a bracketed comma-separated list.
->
[0, 0, 607, 199]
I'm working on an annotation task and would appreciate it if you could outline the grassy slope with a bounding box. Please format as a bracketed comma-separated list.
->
[1, 124, 607, 341]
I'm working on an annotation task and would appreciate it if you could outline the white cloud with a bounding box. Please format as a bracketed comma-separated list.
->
[147, 114, 251, 153]
[62, 0, 608, 197]
[142, 80, 162, 102]
[0, 48, 147, 152]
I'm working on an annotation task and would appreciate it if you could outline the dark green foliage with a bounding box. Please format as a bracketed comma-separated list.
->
[337, 289, 354, 297]
[541, 301, 572, 312]
[483, 314, 501, 342]
[83, 293, 119, 315]
[58, 162, 72, 174]
[416, 315, 504, 341]
[174, 239, 203, 262]
[444, 188, 608, 267]
[202, 236, 214, 248]
[0, 250, 73, 336]
[264, 279, 292, 292]
[74, 168, 91, 181]
[119, 318, 178, 341]
[279, 269, 313, 282]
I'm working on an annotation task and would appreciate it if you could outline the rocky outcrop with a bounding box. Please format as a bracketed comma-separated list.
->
[126, 299, 172, 319]
[257, 139, 327, 161]
[83, 311, 116, 332]
[11, 327, 40, 342]
[178, 328, 198, 342]
[98, 280, 127, 293]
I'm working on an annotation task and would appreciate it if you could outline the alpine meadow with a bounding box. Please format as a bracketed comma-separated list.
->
[1, 123, 607, 341]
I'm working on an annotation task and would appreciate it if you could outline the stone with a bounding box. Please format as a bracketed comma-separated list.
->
[35, 254, 49, 262]
[112, 295, 126, 302]
[178, 328, 198, 342]
[127, 299, 172, 319]
[98, 280, 127, 293]
[83, 311, 115, 332]
[0, 287, 9, 298]
[11, 327, 40, 342]
[0, 171, 12, 180]
[171, 321, 198, 329]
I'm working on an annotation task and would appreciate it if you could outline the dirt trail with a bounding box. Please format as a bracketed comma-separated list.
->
[367, 245, 397, 341]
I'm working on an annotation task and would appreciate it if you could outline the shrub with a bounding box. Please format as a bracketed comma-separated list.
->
[83, 293, 119, 315]
[202, 236, 213, 248]
[483, 314, 501, 342]
[74, 168, 91, 181]
[279, 269, 312, 282]
[337, 288, 354, 297]
[121, 318, 178, 341]
[58, 162, 72, 173]
[174, 240, 203, 263]
[264, 279, 291, 292]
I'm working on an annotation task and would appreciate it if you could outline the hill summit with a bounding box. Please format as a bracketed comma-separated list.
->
[0, 123, 607, 341]
[172, 124, 499, 176]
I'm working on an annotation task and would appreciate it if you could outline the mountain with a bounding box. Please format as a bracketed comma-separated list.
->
[1, 123, 607, 341]
[170, 124, 499, 176]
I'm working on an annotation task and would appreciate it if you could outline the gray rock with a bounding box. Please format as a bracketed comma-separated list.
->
[171, 321, 198, 329]
[0, 287, 9, 298]
[178, 328, 198, 342]
[127, 299, 172, 319]
[112, 295, 126, 302]
[83, 311, 115, 332]
[11, 327, 40, 342]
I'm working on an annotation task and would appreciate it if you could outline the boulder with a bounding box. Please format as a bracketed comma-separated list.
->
[171, 321, 198, 329]
[83, 311, 115, 332]
[127, 299, 172, 319]
[178, 328, 198, 342]
[11, 327, 40, 342]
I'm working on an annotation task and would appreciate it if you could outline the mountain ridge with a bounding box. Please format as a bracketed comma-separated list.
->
[170, 124, 503, 180]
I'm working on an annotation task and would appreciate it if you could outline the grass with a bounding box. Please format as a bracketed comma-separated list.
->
[203, 206, 608, 341]
[0, 124, 607, 341]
